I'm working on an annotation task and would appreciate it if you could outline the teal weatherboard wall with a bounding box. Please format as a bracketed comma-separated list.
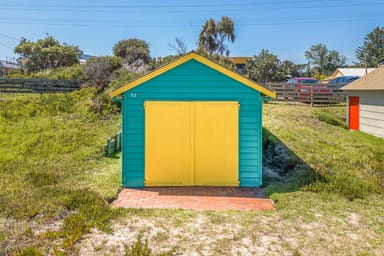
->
[119, 58, 266, 187]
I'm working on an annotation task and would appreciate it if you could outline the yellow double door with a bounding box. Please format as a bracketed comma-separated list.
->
[145, 101, 239, 186]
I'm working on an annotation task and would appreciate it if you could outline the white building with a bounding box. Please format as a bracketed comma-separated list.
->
[342, 67, 384, 138]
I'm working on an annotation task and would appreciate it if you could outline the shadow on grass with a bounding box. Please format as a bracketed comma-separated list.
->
[262, 127, 323, 197]
[106, 154, 121, 159]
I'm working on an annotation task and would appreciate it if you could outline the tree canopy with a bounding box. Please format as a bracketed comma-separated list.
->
[245, 49, 286, 83]
[113, 38, 150, 64]
[305, 44, 347, 76]
[355, 26, 384, 67]
[198, 16, 235, 56]
[14, 35, 82, 73]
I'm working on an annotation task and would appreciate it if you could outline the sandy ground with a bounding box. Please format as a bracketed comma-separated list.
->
[76, 210, 383, 256]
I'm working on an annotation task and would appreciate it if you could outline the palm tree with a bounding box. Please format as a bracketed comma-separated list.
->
[198, 16, 235, 56]
[216, 16, 235, 56]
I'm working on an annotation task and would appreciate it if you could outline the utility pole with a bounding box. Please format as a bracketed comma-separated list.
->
[364, 52, 368, 75]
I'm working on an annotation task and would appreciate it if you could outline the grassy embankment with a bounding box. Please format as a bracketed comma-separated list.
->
[0, 90, 122, 255]
[0, 93, 383, 255]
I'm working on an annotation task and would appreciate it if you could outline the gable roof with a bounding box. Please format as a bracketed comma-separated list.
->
[110, 52, 276, 98]
[337, 68, 376, 77]
[342, 67, 384, 90]
[324, 68, 376, 81]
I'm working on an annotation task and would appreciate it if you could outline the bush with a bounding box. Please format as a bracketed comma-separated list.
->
[42, 64, 85, 81]
[109, 68, 138, 89]
[83, 56, 123, 91]
[5, 69, 28, 78]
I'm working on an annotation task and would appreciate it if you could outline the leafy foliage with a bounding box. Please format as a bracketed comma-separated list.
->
[83, 56, 123, 90]
[197, 50, 236, 70]
[245, 49, 307, 83]
[14, 35, 82, 73]
[150, 55, 180, 70]
[198, 16, 235, 56]
[355, 26, 384, 67]
[31, 64, 86, 81]
[109, 68, 138, 88]
[305, 44, 347, 76]
[280, 60, 307, 78]
[113, 38, 151, 65]
[245, 49, 286, 83]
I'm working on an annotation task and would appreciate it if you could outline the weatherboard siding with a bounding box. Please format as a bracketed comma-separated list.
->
[347, 91, 384, 138]
[121, 60, 263, 187]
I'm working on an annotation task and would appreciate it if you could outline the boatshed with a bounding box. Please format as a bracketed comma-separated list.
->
[342, 66, 384, 138]
[110, 52, 276, 187]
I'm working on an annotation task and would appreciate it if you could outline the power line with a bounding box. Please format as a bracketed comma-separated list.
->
[0, 0, 382, 11]
[0, 1, 343, 9]
[0, 33, 21, 42]
[0, 42, 14, 49]
[0, 13, 381, 28]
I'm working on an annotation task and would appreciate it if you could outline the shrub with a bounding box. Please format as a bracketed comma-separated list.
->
[109, 68, 138, 89]
[44, 64, 85, 81]
[5, 69, 28, 78]
[83, 56, 123, 91]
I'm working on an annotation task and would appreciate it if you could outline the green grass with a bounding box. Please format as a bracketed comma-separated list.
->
[1, 94, 383, 255]
[0, 89, 122, 254]
[263, 103, 384, 199]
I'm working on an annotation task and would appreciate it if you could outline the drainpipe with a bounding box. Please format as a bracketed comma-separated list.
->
[261, 96, 272, 102]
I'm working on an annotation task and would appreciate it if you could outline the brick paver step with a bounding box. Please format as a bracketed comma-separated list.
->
[112, 187, 274, 211]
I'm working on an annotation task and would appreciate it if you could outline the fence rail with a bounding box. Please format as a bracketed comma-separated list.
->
[264, 83, 346, 106]
[0, 78, 80, 93]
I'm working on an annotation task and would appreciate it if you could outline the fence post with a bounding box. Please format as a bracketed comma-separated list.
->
[115, 132, 121, 152]
[310, 85, 314, 107]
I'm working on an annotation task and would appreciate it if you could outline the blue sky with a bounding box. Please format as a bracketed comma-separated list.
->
[0, 0, 383, 64]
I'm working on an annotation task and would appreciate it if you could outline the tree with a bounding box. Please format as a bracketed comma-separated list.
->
[280, 60, 306, 78]
[355, 27, 384, 67]
[245, 49, 285, 83]
[168, 37, 188, 55]
[198, 16, 235, 56]
[113, 38, 150, 65]
[305, 44, 346, 76]
[14, 35, 82, 73]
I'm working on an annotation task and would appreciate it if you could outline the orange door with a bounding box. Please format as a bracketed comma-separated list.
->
[349, 96, 359, 130]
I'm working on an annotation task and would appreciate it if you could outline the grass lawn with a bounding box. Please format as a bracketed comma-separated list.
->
[0, 93, 383, 255]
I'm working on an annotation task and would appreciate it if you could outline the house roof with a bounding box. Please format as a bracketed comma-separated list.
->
[325, 68, 376, 81]
[341, 67, 384, 90]
[229, 57, 251, 65]
[110, 52, 275, 98]
[0, 60, 21, 69]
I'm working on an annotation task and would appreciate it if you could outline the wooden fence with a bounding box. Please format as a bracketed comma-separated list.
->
[103, 131, 122, 157]
[0, 78, 80, 93]
[263, 83, 346, 106]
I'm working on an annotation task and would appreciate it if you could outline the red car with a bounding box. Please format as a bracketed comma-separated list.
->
[287, 77, 330, 97]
